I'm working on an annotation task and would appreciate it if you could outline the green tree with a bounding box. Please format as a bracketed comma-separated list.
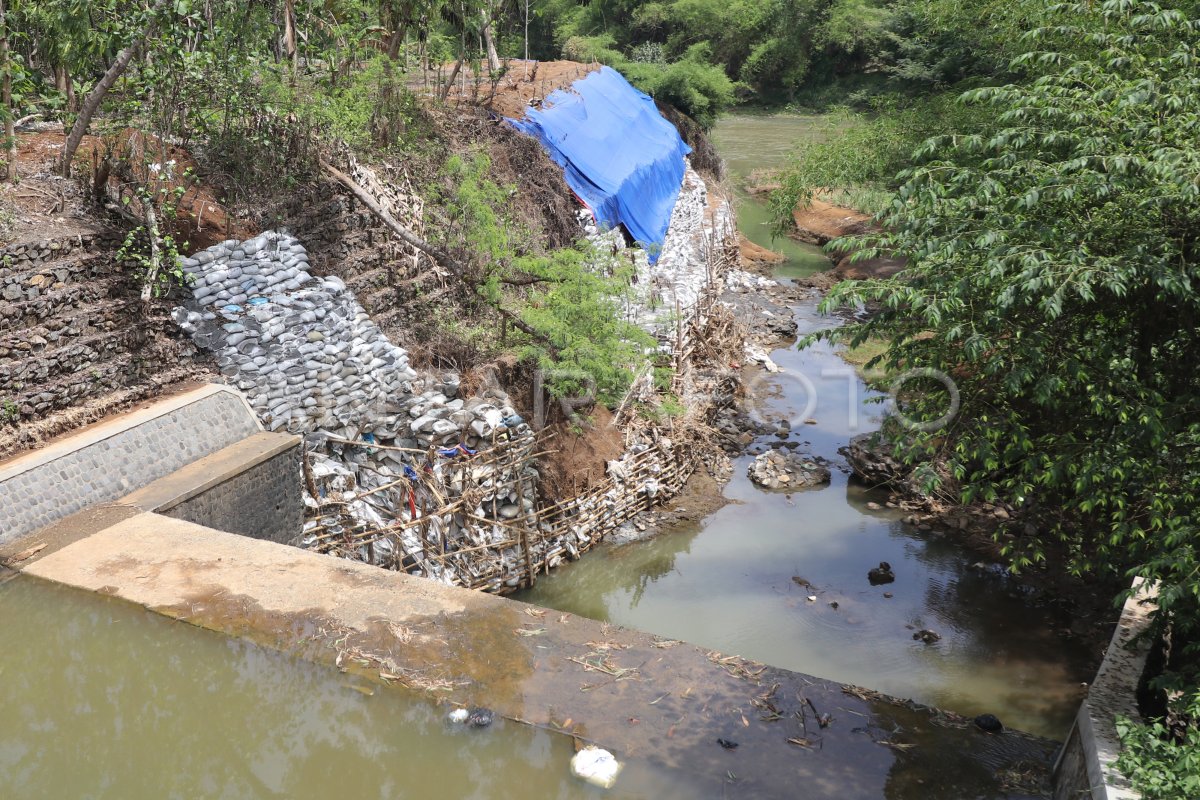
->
[443, 152, 653, 403]
[817, 0, 1200, 631]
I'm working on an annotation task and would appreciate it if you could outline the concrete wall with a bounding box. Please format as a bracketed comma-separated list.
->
[124, 432, 303, 545]
[1052, 579, 1157, 800]
[0, 385, 261, 545]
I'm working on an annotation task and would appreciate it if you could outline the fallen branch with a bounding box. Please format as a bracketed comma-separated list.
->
[319, 156, 559, 355]
[319, 157, 462, 273]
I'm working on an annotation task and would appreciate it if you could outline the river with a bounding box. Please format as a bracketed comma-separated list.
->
[0, 113, 1093, 799]
[518, 113, 1097, 740]
[0, 571, 705, 798]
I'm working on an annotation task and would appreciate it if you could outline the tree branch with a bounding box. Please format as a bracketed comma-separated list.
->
[319, 156, 559, 355]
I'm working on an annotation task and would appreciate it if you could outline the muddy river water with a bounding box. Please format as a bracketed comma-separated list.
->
[519, 114, 1097, 740]
[0, 571, 704, 799]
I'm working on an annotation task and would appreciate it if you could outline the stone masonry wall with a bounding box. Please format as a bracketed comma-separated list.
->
[0, 226, 215, 457]
[0, 386, 260, 545]
[161, 446, 303, 545]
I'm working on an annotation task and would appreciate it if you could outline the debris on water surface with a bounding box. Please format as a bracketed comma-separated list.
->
[467, 707, 494, 727]
[571, 746, 622, 789]
[717, 738, 739, 750]
[447, 708, 470, 724]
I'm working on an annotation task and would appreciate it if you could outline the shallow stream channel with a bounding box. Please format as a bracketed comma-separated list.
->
[519, 114, 1097, 741]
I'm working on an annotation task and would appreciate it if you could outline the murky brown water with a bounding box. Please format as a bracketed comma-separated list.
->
[0, 573, 703, 799]
[519, 114, 1098, 741]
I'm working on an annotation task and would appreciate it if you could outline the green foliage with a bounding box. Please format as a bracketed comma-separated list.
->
[442, 152, 653, 405]
[623, 44, 738, 127]
[515, 244, 653, 404]
[769, 97, 984, 221]
[1117, 690, 1200, 800]
[814, 0, 1200, 640]
[115, 160, 192, 298]
[264, 56, 420, 151]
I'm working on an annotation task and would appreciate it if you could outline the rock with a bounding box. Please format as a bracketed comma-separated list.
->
[466, 707, 494, 727]
[748, 449, 831, 491]
[867, 562, 895, 585]
[844, 432, 908, 488]
[973, 714, 1003, 733]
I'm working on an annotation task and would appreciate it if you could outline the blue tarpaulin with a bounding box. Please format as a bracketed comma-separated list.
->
[507, 66, 691, 262]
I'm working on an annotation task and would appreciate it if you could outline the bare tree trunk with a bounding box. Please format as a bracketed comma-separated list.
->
[58, 0, 169, 177]
[282, 0, 298, 76]
[0, 0, 13, 182]
[55, 65, 77, 110]
[480, 5, 500, 73]
[385, 23, 406, 60]
[139, 199, 161, 302]
[439, 56, 463, 103]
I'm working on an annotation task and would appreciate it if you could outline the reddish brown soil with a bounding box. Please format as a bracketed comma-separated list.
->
[788, 194, 907, 282]
[791, 196, 875, 245]
[443, 59, 601, 119]
[537, 405, 627, 501]
[738, 234, 785, 271]
[4, 127, 253, 251]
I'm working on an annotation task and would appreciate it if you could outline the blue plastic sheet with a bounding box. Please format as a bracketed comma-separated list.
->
[507, 67, 690, 262]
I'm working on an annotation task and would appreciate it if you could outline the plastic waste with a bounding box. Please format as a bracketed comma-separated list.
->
[570, 746, 622, 789]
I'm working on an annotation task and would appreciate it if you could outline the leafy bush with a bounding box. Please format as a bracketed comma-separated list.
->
[442, 153, 652, 405]
[769, 95, 983, 220]
[1117, 690, 1200, 800]
[625, 44, 739, 128]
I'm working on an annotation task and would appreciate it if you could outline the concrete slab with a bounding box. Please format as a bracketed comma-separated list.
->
[0, 384, 263, 545]
[24, 512, 1058, 799]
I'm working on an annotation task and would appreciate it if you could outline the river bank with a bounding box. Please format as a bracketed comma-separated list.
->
[513, 112, 1117, 743]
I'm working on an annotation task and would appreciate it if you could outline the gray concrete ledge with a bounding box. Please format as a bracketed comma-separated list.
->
[122, 431, 298, 513]
[19, 512, 1062, 799]
[1053, 578, 1156, 800]
[0, 384, 262, 545]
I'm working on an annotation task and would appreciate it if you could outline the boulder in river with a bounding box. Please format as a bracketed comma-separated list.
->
[748, 449, 830, 491]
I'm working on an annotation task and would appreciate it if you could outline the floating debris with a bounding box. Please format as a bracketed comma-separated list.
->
[571, 746, 622, 789]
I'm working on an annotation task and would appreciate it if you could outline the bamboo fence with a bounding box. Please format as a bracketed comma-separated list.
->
[304, 184, 740, 595]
